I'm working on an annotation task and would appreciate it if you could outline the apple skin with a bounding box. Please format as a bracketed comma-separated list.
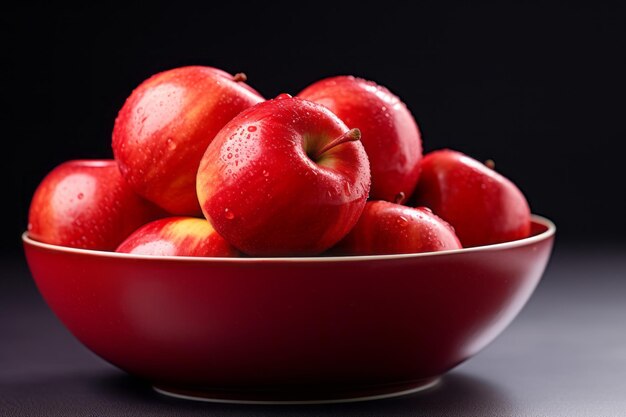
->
[28, 160, 163, 251]
[333, 201, 462, 255]
[298, 76, 422, 204]
[196, 96, 371, 256]
[116, 217, 239, 257]
[112, 66, 264, 215]
[411, 150, 531, 247]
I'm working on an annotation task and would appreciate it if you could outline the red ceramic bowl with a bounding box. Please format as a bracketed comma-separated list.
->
[23, 215, 555, 404]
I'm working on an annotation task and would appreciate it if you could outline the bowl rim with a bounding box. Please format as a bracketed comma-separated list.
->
[22, 214, 555, 263]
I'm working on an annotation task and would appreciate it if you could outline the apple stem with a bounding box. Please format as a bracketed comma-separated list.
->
[394, 192, 406, 204]
[233, 73, 247, 82]
[314, 128, 361, 159]
[484, 159, 495, 170]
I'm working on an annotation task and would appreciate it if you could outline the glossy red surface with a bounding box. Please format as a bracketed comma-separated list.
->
[299, 76, 422, 204]
[412, 150, 532, 247]
[28, 160, 163, 251]
[196, 97, 370, 256]
[334, 201, 462, 255]
[23, 216, 554, 402]
[116, 217, 239, 257]
[112, 66, 264, 215]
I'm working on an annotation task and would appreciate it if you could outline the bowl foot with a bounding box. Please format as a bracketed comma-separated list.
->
[152, 377, 440, 404]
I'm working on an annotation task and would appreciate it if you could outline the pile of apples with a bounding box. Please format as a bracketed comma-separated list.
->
[28, 66, 531, 257]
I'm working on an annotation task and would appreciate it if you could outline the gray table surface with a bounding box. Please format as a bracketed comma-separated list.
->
[1, 244, 625, 416]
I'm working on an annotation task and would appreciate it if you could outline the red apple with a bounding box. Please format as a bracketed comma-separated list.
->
[196, 95, 371, 256]
[333, 201, 462, 255]
[112, 66, 264, 215]
[28, 160, 163, 250]
[412, 150, 531, 247]
[116, 217, 239, 257]
[298, 76, 422, 204]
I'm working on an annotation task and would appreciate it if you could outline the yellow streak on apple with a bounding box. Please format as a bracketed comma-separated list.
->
[163, 218, 215, 242]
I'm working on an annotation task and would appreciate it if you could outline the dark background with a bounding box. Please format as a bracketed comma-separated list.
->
[3, 2, 625, 254]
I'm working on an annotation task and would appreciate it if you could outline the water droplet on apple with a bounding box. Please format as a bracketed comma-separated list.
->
[247, 126, 257, 132]
[227, 153, 233, 159]
[275, 93, 292, 100]
[397, 216, 409, 227]
[262, 170, 269, 177]
[166, 138, 177, 150]
[224, 208, 235, 220]
[77, 193, 84, 200]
